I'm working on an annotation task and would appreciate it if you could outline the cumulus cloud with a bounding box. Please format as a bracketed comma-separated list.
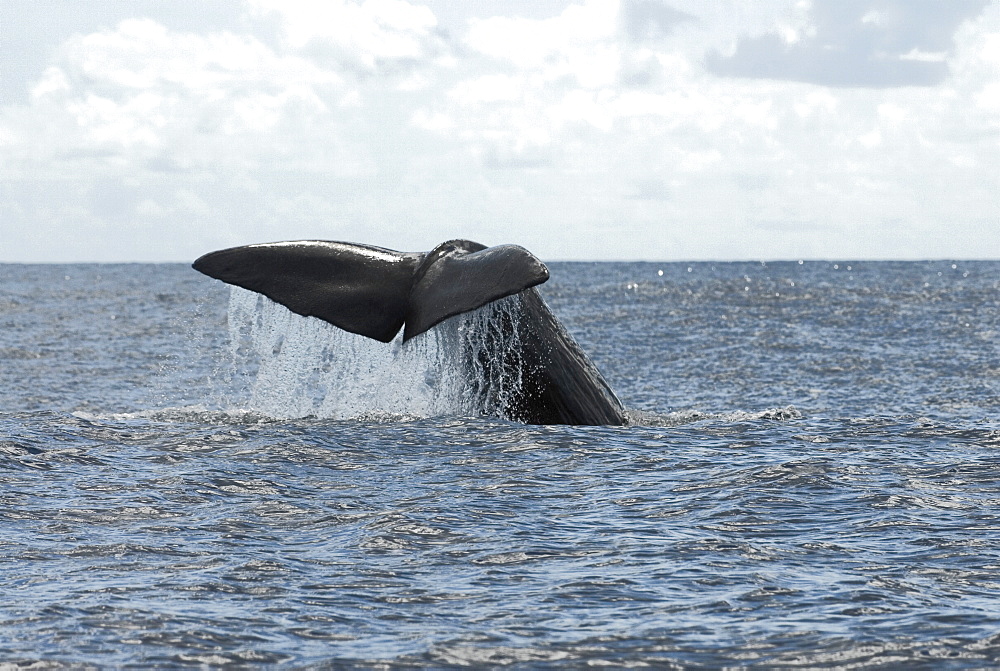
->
[0, 0, 248, 105]
[620, 0, 695, 43]
[706, 0, 991, 87]
[248, 0, 448, 74]
[0, 0, 998, 261]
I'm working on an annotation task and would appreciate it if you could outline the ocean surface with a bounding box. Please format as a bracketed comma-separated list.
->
[2, 260, 1000, 668]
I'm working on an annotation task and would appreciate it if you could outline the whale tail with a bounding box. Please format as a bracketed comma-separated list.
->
[193, 238, 625, 425]
[192, 239, 549, 343]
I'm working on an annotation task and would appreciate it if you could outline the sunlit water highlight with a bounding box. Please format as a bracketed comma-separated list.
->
[2, 261, 1000, 668]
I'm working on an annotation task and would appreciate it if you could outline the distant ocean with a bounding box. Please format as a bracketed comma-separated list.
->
[2, 260, 1000, 668]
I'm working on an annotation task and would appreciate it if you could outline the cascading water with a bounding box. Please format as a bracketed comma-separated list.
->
[224, 287, 527, 421]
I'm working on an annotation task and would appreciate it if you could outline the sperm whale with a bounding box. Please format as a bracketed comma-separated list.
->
[193, 239, 625, 426]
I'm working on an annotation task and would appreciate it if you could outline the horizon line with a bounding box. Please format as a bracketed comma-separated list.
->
[2, 257, 999, 265]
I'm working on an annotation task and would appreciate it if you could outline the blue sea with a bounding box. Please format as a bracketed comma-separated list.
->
[2, 260, 1000, 668]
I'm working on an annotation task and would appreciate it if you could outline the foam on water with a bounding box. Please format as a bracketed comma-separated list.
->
[225, 287, 528, 421]
[625, 406, 802, 427]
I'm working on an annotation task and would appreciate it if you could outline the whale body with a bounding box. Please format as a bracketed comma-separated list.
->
[193, 239, 626, 426]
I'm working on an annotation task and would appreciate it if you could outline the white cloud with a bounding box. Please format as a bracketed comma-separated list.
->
[5, 17, 341, 180]
[249, 0, 445, 71]
[466, 0, 618, 75]
[1, 0, 998, 262]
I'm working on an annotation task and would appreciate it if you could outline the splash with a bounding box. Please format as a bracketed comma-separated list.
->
[625, 406, 801, 427]
[224, 287, 527, 420]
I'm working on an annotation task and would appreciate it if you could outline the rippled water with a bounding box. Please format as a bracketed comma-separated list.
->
[2, 261, 1000, 668]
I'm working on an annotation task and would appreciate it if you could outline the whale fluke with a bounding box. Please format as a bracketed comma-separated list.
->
[405, 240, 549, 341]
[192, 240, 420, 342]
[193, 239, 625, 426]
[193, 239, 548, 343]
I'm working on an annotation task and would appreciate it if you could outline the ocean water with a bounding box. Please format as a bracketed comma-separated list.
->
[2, 260, 1000, 668]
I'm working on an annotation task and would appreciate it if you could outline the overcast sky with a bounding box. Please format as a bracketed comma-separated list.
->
[1, 0, 998, 262]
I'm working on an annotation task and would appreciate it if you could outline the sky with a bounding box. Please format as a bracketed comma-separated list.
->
[1, 0, 998, 262]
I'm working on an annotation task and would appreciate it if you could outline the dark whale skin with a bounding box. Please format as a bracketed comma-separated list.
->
[193, 239, 625, 426]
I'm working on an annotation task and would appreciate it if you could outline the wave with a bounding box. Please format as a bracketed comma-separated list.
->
[71, 406, 275, 425]
[625, 406, 802, 427]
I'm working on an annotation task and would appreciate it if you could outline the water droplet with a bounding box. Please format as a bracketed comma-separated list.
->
[657, 269, 663, 276]
[223, 287, 532, 421]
